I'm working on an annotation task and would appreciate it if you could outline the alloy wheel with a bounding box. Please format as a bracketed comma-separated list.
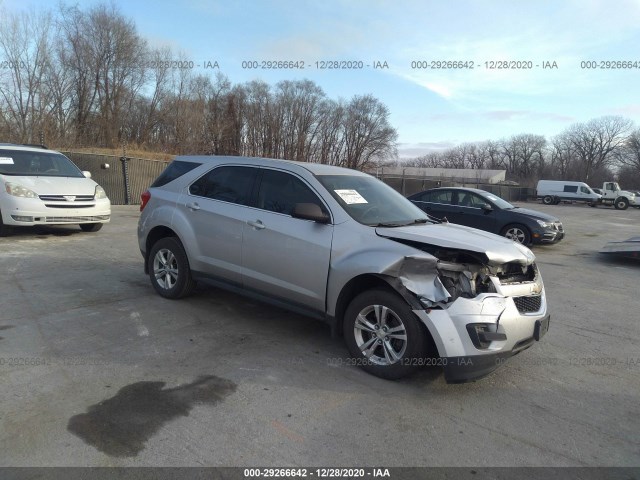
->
[353, 304, 408, 365]
[153, 248, 179, 290]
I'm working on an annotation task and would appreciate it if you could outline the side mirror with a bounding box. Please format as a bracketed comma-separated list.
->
[82, 171, 92, 178]
[482, 203, 493, 212]
[292, 203, 330, 223]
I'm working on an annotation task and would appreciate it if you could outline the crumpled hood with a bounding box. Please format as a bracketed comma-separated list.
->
[1, 175, 98, 195]
[376, 222, 536, 265]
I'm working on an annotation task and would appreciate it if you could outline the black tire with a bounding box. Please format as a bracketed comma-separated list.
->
[553, 197, 562, 205]
[542, 195, 554, 205]
[614, 197, 629, 210]
[80, 223, 103, 232]
[501, 223, 531, 245]
[343, 289, 428, 380]
[0, 211, 12, 237]
[148, 237, 197, 299]
[589, 202, 597, 208]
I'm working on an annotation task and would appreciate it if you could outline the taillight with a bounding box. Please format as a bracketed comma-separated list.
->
[140, 190, 151, 211]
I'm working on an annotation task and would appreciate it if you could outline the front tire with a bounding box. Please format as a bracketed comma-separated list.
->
[615, 197, 629, 210]
[148, 237, 197, 299]
[0, 211, 12, 237]
[501, 223, 531, 245]
[80, 223, 103, 232]
[343, 289, 428, 380]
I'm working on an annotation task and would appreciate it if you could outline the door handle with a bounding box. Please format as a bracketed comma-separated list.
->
[186, 202, 200, 211]
[247, 220, 265, 230]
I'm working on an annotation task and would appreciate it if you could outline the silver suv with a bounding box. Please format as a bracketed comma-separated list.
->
[138, 156, 550, 382]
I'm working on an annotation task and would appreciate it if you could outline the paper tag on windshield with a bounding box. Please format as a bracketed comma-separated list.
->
[335, 189, 368, 204]
[0, 157, 14, 164]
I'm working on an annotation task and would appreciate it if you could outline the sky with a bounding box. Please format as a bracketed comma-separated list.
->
[3, 0, 640, 158]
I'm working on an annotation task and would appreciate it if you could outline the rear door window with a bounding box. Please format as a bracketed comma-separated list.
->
[429, 190, 453, 204]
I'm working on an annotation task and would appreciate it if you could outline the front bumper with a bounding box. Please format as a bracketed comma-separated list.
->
[532, 226, 564, 244]
[442, 313, 549, 383]
[1, 196, 111, 226]
[413, 283, 550, 383]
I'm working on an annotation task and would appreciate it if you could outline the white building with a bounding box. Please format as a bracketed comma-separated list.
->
[373, 167, 506, 184]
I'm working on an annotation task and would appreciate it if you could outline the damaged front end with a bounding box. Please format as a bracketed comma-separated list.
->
[379, 240, 549, 383]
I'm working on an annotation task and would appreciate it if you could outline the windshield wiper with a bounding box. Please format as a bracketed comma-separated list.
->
[371, 222, 407, 227]
[372, 218, 431, 227]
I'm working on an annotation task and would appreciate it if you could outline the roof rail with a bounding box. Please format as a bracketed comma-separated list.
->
[22, 143, 49, 149]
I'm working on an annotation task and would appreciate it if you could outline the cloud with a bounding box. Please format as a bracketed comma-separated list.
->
[610, 104, 640, 118]
[483, 111, 575, 122]
[425, 110, 574, 123]
[397, 141, 457, 158]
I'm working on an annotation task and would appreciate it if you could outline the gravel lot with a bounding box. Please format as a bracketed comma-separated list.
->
[0, 203, 638, 467]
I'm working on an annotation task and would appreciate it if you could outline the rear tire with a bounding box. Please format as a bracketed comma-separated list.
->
[343, 289, 428, 380]
[148, 237, 197, 299]
[542, 195, 554, 205]
[80, 223, 103, 232]
[501, 223, 531, 245]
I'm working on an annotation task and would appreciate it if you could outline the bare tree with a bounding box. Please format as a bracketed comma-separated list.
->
[0, 8, 52, 142]
[131, 46, 173, 147]
[548, 133, 575, 179]
[274, 79, 325, 162]
[311, 99, 345, 165]
[499, 134, 546, 180]
[563, 116, 633, 181]
[342, 94, 397, 170]
[617, 128, 640, 174]
[242, 79, 273, 157]
[57, 3, 147, 147]
[59, 4, 98, 144]
[42, 28, 74, 146]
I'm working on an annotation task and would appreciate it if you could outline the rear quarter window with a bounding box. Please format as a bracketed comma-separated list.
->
[150, 161, 202, 188]
[563, 185, 578, 193]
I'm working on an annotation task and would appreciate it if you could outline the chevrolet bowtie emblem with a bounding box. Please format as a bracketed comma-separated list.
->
[63, 195, 76, 202]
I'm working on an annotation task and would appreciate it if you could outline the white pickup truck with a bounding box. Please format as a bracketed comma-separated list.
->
[598, 182, 637, 210]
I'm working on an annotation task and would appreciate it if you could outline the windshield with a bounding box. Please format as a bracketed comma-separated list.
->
[482, 192, 514, 209]
[0, 149, 84, 178]
[316, 174, 432, 226]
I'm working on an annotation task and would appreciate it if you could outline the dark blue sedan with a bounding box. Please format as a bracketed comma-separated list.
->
[408, 187, 564, 246]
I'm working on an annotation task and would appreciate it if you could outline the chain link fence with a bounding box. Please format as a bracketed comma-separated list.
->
[373, 171, 535, 202]
[61, 152, 535, 205]
[62, 152, 171, 205]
